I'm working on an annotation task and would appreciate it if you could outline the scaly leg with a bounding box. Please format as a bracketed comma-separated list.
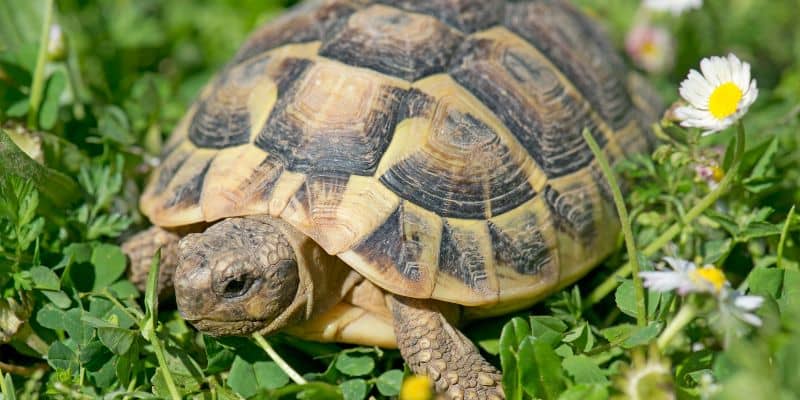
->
[121, 226, 180, 297]
[390, 296, 504, 400]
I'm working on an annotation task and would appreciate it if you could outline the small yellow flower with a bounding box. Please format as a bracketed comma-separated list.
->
[400, 375, 433, 400]
[694, 161, 724, 189]
[710, 165, 724, 182]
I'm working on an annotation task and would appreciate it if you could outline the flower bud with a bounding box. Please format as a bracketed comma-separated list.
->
[47, 24, 68, 61]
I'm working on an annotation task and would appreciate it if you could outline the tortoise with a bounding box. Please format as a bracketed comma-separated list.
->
[122, 0, 661, 398]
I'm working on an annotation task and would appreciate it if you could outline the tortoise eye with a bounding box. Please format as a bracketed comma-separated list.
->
[221, 274, 253, 298]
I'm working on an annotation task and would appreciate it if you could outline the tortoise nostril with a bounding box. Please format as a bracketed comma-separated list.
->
[222, 276, 252, 298]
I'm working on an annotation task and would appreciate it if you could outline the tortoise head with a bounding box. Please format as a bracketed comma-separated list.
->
[174, 217, 301, 336]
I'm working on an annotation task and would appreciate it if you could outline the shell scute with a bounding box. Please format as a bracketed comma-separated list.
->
[320, 4, 463, 81]
[254, 60, 409, 176]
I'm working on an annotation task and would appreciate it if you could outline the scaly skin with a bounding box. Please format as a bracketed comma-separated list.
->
[390, 296, 505, 400]
[121, 226, 181, 296]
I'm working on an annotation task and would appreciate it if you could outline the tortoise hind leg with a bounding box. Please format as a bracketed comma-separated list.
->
[390, 296, 504, 400]
[121, 226, 181, 297]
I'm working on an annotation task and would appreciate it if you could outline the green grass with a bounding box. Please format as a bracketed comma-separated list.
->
[1, 0, 799, 399]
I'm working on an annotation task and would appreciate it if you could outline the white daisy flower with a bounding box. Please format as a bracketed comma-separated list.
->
[639, 257, 727, 295]
[641, 258, 765, 328]
[675, 53, 759, 135]
[643, 0, 703, 15]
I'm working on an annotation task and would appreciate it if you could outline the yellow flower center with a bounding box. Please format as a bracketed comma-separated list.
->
[690, 266, 727, 292]
[710, 165, 725, 182]
[400, 375, 433, 400]
[708, 82, 743, 120]
[641, 41, 658, 56]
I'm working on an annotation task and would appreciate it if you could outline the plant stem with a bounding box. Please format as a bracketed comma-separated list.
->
[97, 290, 144, 322]
[587, 122, 747, 306]
[583, 129, 647, 327]
[27, 0, 53, 129]
[150, 332, 182, 400]
[252, 333, 307, 385]
[0, 361, 47, 377]
[140, 249, 181, 400]
[657, 302, 698, 351]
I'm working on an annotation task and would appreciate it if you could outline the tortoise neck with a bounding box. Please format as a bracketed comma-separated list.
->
[251, 215, 359, 334]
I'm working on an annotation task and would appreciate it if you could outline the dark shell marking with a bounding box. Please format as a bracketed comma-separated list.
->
[543, 184, 596, 246]
[320, 5, 464, 81]
[243, 156, 285, 201]
[488, 218, 551, 276]
[188, 55, 273, 149]
[438, 222, 489, 291]
[352, 203, 426, 282]
[232, 0, 362, 63]
[154, 149, 191, 195]
[378, 0, 505, 33]
[165, 158, 213, 209]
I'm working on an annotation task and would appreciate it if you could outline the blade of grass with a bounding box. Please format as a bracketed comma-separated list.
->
[27, 0, 52, 129]
[583, 129, 647, 328]
[252, 333, 307, 385]
[142, 249, 182, 400]
[1, 372, 17, 400]
[656, 300, 698, 351]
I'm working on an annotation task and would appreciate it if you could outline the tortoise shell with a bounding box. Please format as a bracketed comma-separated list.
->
[140, 0, 659, 314]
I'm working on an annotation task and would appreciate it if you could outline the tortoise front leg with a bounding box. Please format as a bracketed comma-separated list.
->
[390, 296, 504, 400]
[121, 226, 181, 296]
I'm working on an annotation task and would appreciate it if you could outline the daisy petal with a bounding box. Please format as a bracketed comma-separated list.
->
[738, 312, 763, 327]
[663, 257, 696, 272]
[734, 295, 764, 310]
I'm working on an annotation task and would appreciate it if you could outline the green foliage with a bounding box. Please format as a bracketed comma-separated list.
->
[1, 0, 799, 398]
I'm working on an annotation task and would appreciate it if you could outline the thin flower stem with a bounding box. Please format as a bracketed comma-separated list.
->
[587, 122, 747, 306]
[583, 129, 647, 327]
[657, 302, 698, 351]
[253, 333, 307, 385]
[27, 0, 53, 129]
